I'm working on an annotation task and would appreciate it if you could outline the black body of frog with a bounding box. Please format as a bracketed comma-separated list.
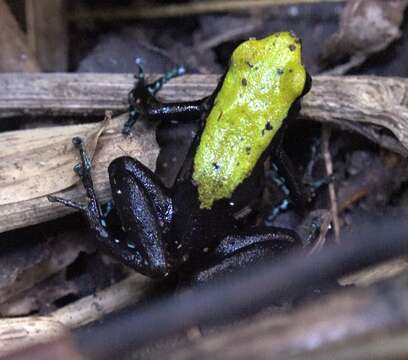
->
[49, 32, 312, 282]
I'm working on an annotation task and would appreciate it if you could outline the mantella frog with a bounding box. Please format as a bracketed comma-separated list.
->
[49, 32, 313, 282]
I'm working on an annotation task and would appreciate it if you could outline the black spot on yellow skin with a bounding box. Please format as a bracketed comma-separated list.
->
[212, 162, 220, 171]
[246, 61, 254, 68]
[289, 44, 296, 51]
[217, 111, 223, 121]
[261, 121, 273, 136]
[245, 146, 251, 155]
[241, 78, 248, 86]
[277, 68, 284, 75]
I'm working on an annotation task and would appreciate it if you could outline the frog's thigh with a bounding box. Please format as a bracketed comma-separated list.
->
[108, 156, 173, 234]
[191, 227, 302, 283]
[214, 227, 302, 258]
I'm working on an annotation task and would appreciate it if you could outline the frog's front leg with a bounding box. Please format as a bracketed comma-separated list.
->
[124, 61, 211, 134]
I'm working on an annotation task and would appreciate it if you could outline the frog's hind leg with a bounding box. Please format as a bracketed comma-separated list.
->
[270, 126, 307, 214]
[108, 156, 174, 277]
[190, 227, 303, 283]
[48, 137, 157, 275]
[268, 129, 332, 223]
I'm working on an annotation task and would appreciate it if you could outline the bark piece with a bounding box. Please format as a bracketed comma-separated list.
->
[0, 229, 93, 305]
[25, 0, 68, 72]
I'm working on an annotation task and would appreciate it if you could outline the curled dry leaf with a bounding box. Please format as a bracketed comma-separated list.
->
[321, 0, 408, 74]
[0, 116, 107, 205]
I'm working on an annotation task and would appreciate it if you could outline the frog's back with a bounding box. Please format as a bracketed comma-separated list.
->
[193, 32, 308, 209]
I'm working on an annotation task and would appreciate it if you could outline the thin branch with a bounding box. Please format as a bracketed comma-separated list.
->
[322, 126, 340, 243]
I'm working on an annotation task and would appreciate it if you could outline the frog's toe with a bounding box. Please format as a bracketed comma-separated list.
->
[47, 195, 86, 211]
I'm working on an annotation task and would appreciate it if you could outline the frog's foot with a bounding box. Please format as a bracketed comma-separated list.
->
[146, 65, 185, 96]
[47, 136, 108, 240]
[123, 59, 185, 135]
[302, 137, 334, 201]
[123, 59, 145, 135]
[303, 174, 334, 201]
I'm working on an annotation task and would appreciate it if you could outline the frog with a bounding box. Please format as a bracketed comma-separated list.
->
[48, 32, 314, 283]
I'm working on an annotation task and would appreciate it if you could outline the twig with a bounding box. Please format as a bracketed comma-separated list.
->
[69, 0, 345, 20]
[321, 126, 340, 243]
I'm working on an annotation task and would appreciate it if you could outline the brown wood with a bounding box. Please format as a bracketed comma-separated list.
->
[25, 0, 68, 72]
[0, 74, 407, 155]
[0, 1, 40, 72]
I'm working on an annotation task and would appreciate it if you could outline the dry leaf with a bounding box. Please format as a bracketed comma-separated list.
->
[0, 113, 159, 233]
[321, 0, 408, 74]
[0, 118, 107, 205]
